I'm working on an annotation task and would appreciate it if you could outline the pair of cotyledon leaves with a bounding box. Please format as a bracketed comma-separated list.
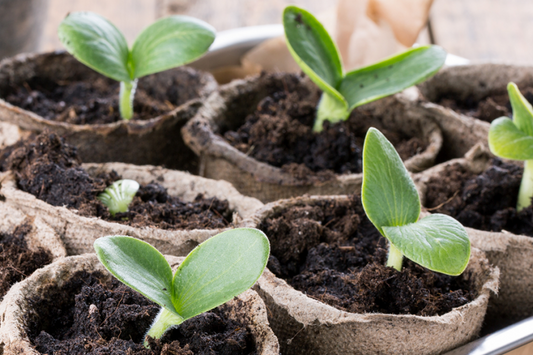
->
[489, 83, 533, 160]
[58, 12, 215, 84]
[94, 228, 269, 326]
[283, 6, 447, 130]
[362, 128, 470, 276]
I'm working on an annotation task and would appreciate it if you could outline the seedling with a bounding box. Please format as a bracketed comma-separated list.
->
[94, 228, 269, 347]
[283, 6, 447, 132]
[58, 12, 215, 119]
[98, 179, 140, 217]
[489, 82, 533, 211]
[361, 127, 470, 275]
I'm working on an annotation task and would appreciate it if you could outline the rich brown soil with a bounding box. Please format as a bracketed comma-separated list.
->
[223, 74, 426, 178]
[424, 159, 533, 235]
[30, 271, 257, 355]
[0, 222, 53, 299]
[3, 68, 205, 125]
[435, 87, 533, 123]
[3, 132, 232, 230]
[260, 195, 476, 316]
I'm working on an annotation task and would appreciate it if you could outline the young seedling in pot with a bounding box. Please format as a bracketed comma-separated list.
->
[489, 82, 533, 211]
[97, 179, 140, 217]
[361, 127, 470, 275]
[94, 228, 270, 348]
[58, 12, 215, 120]
[283, 6, 447, 132]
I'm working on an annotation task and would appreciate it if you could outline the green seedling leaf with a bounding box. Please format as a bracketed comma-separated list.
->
[94, 236, 175, 312]
[338, 45, 447, 110]
[172, 228, 270, 320]
[361, 127, 420, 234]
[58, 12, 132, 82]
[508, 82, 533, 136]
[283, 5, 344, 103]
[282, 6, 446, 132]
[382, 214, 470, 275]
[98, 179, 140, 217]
[489, 116, 533, 160]
[94, 228, 269, 346]
[131, 16, 215, 78]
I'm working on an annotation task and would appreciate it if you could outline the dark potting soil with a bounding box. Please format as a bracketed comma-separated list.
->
[424, 158, 533, 236]
[3, 68, 204, 125]
[434, 87, 533, 123]
[0, 222, 53, 299]
[30, 271, 257, 355]
[260, 195, 476, 316]
[223, 74, 426, 179]
[3, 132, 232, 230]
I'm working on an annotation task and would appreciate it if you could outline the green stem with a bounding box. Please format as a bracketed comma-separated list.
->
[518, 159, 533, 211]
[386, 243, 403, 271]
[144, 307, 184, 348]
[119, 80, 138, 120]
[314, 92, 350, 132]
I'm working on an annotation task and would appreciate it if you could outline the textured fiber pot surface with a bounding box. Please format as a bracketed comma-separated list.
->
[0, 51, 218, 172]
[414, 144, 533, 329]
[243, 195, 499, 355]
[0, 254, 280, 355]
[182, 73, 443, 203]
[1, 162, 263, 256]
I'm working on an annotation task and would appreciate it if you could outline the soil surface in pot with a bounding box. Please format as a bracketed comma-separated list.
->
[223, 73, 426, 181]
[424, 158, 533, 236]
[431, 87, 533, 123]
[2, 133, 232, 230]
[30, 271, 258, 355]
[260, 195, 476, 316]
[0, 221, 53, 299]
[3, 68, 205, 125]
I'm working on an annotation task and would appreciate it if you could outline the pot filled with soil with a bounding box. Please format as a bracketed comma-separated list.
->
[0, 132, 263, 255]
[414, 143, 533, 332]
[182, 72, 444, 203]
[0, 253, 280, 354]
[0, 51, 217, 172]
[240, 194, 499, 355]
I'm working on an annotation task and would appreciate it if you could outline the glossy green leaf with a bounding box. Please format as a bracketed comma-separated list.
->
[338, 45, 447, 110]
[361, 128, 420, 234]
[489, 116, 533, 160]
[131, 16, 215, 79]
[98, 179, 140, 217]
[283, 6, 345, 103]
[58, 12, 132, 82]
[382, 214, 470, 275]
[94, 236, 176, 314]
[172, 228, 270, 320]
[508, 82, 533, 137]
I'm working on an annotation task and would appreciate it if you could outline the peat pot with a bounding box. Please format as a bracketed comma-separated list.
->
[0, 51, 218, 172]
[241, 195, 499, 355]
[0, 254, 280, 354]
[414, 143, 533, 331]
[182, 72, 444, 203]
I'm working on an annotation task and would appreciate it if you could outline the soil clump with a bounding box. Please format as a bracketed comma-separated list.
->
[30, 271, 257, 355]
[2, 133, 231, 230]
[260, 195, 475, 316]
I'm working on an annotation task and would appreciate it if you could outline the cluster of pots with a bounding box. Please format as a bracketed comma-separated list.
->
[0, 50, 529, 355]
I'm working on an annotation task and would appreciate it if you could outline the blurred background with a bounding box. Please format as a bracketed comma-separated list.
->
[1, 0, 532, 65]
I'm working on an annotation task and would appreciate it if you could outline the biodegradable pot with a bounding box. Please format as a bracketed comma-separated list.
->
[0, 162, 263, 256]
[0, 51, 218, 172]
[182, 73, 443, 203]
[414, 143, 533, 330]
[0, 254, 280, 355]
[415, 64, 533, 160]
[241, 195, 499, 355]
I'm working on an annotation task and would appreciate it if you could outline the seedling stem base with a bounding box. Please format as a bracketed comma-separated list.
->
[144, 307, 184, 347]
[387, 243, 404, 271]
[518, 159, 533, 211]
[119, 80, 138, 120]
[314, 92, 349, 132]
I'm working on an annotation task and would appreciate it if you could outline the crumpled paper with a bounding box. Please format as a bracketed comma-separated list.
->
[212, 0, 433, 83]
